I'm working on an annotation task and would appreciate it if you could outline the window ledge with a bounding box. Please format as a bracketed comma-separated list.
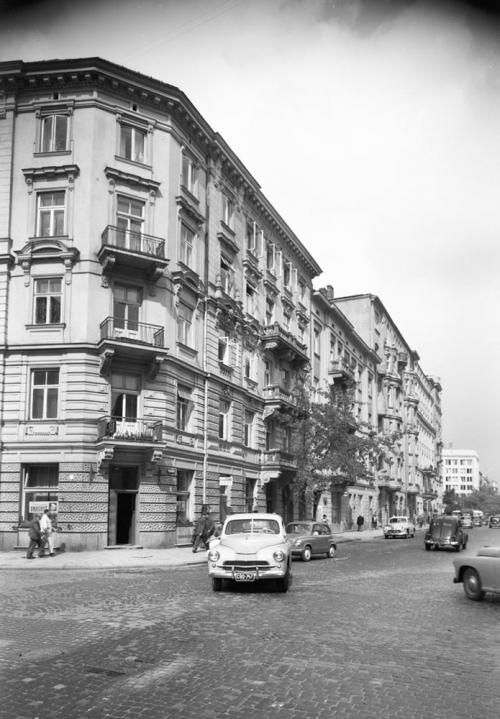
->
[176, 341, 198, 359]
[34, 150, 72, 158]
[26, 323, 66, 331]
[114, 154, 152, 171]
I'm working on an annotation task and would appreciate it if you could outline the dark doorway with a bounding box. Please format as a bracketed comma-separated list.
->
[108, 466, 138, 546]
[116, 493, 136, 544]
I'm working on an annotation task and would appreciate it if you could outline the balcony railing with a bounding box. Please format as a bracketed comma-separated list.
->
[263, 384, 294, 404]
[100, 317, 165, 348]
[261, 322, 308, 364]
[101, 225, 166, 258]
[97, 416, 162, 442]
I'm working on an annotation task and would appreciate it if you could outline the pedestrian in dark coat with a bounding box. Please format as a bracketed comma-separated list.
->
[356, 514, 365, 532]
[26, 514, 43, 559]
[192, 509, 215, 552]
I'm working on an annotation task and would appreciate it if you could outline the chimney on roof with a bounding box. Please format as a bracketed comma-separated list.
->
[326, 285, 334, 300]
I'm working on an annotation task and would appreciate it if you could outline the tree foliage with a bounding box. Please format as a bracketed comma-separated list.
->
[283, 380, 388, 508]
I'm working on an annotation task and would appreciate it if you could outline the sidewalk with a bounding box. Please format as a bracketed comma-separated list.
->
[0, 527, 385, 571]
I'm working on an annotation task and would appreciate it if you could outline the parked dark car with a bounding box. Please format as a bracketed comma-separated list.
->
[424, 516, 468, 552]
[489, 514, 500, 529]
[286, 521, 337, 561]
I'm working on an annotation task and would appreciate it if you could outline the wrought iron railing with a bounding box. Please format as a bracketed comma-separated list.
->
[100, 317, 165, 347]
[101, 225, 166, 258]
[97, 416, 162, 442]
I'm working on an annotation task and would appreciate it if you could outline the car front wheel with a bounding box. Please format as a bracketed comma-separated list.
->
[212, 577, 223, 592]
[302, 545, 312, 561]
[425, 544, 431, 551]
[276, 569, 291, 593]
[462, 568, 485, 601]
[327, 544, 336, 558]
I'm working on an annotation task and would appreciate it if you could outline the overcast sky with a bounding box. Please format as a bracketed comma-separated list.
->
[1, 0, 499, 480]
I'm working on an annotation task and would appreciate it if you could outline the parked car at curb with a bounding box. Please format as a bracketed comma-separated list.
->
[207, 513, 292, 593]
[286, 521, 337, 561]
[488, 514, 500, 529]
[383, 516, 415, 539]
[424, 515, 467, 552]
[453, 546, 500, 601]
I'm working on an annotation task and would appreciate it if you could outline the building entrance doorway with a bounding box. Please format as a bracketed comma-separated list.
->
[108, 466, 138, 545]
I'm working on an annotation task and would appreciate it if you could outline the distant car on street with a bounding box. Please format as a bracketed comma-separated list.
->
[488, 514, 500, 529]
[286, 521, 337, 561]
[207, 513, 292, 593]
[383, 516, 416, 539]
[460, 512, 473, 529]
[453, 546, 500, 601]
[424, 515, 468, 552]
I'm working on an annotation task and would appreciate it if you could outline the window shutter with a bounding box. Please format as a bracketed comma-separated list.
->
[275, 250, 282, 276]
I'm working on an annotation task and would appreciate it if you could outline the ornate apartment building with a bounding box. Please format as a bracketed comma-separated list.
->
[0, 58, 442, 551]
[332, 294, 443, 522]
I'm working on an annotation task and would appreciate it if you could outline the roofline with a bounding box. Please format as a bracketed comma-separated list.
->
[0, 57, 322, 277]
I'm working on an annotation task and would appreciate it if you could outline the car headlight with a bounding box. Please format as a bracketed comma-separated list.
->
[273, 549, 285, 562]
[293, 539, 303, 546]
[207, 549, 219, 562]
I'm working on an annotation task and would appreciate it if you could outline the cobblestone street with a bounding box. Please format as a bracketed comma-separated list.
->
[1, 529, 499, 719]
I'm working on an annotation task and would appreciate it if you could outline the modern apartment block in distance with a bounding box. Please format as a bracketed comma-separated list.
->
[441, 449, 480, 496]
[0, 58, 322, 551]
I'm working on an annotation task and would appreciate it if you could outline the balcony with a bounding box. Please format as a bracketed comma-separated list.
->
[262, 449, 297, 472]
[97, 416, 163, 443]
[98, 225, 169, 282]
[328, 358, 355, 384]
[261, 322, 308, 366]
[262, 383, 295, 418]
[98, 317, 168, 378]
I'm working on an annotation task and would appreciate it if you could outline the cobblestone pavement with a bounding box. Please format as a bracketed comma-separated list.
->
[1, 528, 499, 719]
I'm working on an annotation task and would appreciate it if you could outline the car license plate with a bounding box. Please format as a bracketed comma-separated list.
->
[233, 571, 256, 582]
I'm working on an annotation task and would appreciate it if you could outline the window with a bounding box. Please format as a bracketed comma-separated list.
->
[40, 114, 68, 153]
[181, 153, 198, 195]
[219, 399, 230, 440]
[176, 470, 194, 525]
[113, 285, 142, 336]
[180, 224, 195, 267]
[244, 410, 254, 447]
[31, 369, 59, 419]
[119, 124, 146, 163]
[283, 261, 292, 289]
[22, 465, 59, 522]
[244, 357, 252, 379]
[246, 283, 257, 316]
[264, 360, 272, 386]
[218, 337, 228, 364]
[37, 191, 65, 237]
[220, 258, 234, 295]
[177, 305, 193, 346]
[34, 278, 62, 324]
[177, 385, 193, 431]
[265, 298, 274, 325]
[111, 374, 139, 420]
[221, 192, 234, 228]
[116, 196, 144, 251]
[314, 329, 320, 357]
[266, 242, 275, 271]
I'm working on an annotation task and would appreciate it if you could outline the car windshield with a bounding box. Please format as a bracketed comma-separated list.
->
[225, 518, 280, 535]
[286, 523, 312, 535]
[389, 517, 407, 524]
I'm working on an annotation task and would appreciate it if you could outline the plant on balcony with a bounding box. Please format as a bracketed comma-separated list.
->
[282, 380, 389, 518]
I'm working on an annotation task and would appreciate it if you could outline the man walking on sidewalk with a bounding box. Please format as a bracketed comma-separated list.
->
[26, 513, 43, 559]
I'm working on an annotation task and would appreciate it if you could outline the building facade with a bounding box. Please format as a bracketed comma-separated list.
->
[0, 58, 443, 551]
[0, 58, 321, 551]
[441, 449, 480, 497]
[333, 294, 443, 521]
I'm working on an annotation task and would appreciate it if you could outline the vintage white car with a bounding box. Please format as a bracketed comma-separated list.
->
[453, 546, 500, 601]
[207, 512, 292, 592]
[383, 515, 416, 539]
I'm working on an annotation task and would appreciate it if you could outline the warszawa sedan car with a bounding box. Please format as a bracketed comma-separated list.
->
[207, 513, 292, 592]
[383, 516, 416, 539]
[424, 515, 467, 552]
[453, 546, 500, 601]
[286, 521, 337, 561]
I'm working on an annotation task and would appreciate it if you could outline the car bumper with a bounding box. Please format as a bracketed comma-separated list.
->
[425, 540, 460, 549]
[385, 531, 407, 537]
[208, 563, 289, 581]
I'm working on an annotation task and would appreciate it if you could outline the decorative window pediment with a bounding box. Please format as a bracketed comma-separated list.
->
[105, 166, 160, 195]
[16, 238, 79, 286]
